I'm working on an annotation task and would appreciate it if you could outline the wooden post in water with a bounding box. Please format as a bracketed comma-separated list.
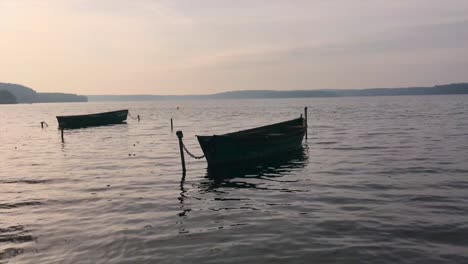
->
[176, 131, 186, 175]
[304, 107, 308, 140]
[137, 115, 140, 122]
[60, 127, 64, 142]
[171, 118, 174, 132]
[41, 122, 44, 129]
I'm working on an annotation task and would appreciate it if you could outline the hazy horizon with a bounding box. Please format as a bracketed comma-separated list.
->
[81, 82, 467, 96]
[1, 0, 468, 95]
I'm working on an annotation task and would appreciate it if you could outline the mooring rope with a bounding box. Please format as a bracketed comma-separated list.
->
[127, 112, 140, 120]
[182, 142, 205, 159]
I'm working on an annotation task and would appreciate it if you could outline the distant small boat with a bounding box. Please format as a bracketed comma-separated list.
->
[56, 109, 128, 129]
[197, 116, 306, 167]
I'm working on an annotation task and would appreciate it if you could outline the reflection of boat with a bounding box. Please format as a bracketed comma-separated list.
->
[56, 109, 128, 129]
[204, 146, 308, 189]
[197, 116, 306, 167]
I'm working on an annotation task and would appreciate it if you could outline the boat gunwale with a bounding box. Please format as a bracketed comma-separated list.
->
[196, 117, 304, 138]
[56, 109, 128, 119]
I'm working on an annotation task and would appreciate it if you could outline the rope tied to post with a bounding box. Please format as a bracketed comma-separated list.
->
[128, 112, 140, 121]
[176, 130, 204, 174]
[182, 141, 205, 159]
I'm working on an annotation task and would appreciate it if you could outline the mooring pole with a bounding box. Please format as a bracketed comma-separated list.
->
[304, 107, 308, 140]
[176, 131, 186, 174]
[41, 122, 44, 129]
[60, 127, 64, 142]
[171, 118, 174, 132]
[137, 115, 140, 122]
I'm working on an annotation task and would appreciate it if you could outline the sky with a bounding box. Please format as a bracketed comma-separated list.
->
[1, 0, 468, 95]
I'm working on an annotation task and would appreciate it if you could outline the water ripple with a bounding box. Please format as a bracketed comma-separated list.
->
[1, 96, 468, 263]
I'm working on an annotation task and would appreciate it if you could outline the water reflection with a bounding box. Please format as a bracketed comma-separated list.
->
[0, 225, 34, 262]
[176, 146, 309, 230]
[178, 173, 191, 217]
[201, 146, 308, 191]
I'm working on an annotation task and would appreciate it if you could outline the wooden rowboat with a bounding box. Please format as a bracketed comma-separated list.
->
[197, 115, 307, 167]
[56, 109, 128, 129]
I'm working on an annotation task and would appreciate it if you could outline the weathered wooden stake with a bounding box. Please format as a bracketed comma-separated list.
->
[137, 115, 140, 122]
[176, 130, 186, 174]
[171, 118, 174, 132]
[41, 122, 44, 129]
[304, 107, 308, 140]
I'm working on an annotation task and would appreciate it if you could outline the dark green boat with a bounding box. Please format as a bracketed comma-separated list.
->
[197, 116, 306, 167]
[56, 109, 128, 129]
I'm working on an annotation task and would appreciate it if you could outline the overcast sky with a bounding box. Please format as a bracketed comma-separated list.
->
[1, 0, 467, 95]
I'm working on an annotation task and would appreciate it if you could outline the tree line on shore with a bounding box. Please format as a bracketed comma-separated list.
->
[2, 82, 468, 104]
[0, 83, 87, 104]
[87, 83, 468, 101]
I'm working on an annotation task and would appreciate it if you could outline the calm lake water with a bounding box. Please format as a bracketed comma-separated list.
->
[1, 96, 468, 264]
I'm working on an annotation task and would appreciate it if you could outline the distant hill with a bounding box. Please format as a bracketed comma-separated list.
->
[331, 83, 468, 97]
[0, 90, 18, 104]
[3, 82, 467, 103]
[37, 93, 88, 103]
[0, 82, 88, 104]
[87, 83, 468, 101]
[0, 83, 38, 103]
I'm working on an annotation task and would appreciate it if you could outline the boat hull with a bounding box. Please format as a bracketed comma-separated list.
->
[197, 117, 306, 167]
[56, 109, 128, 129]
[205, 146, 307, 187]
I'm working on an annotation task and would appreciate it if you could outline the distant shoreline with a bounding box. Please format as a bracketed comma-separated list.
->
[86, 83, 468, 102]
[2, 82, 467, 104]
[0, 82, 87, 104]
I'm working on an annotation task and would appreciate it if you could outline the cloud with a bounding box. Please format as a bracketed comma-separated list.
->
[1, 0, 468, 94]
[165, 18, 468, 91]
